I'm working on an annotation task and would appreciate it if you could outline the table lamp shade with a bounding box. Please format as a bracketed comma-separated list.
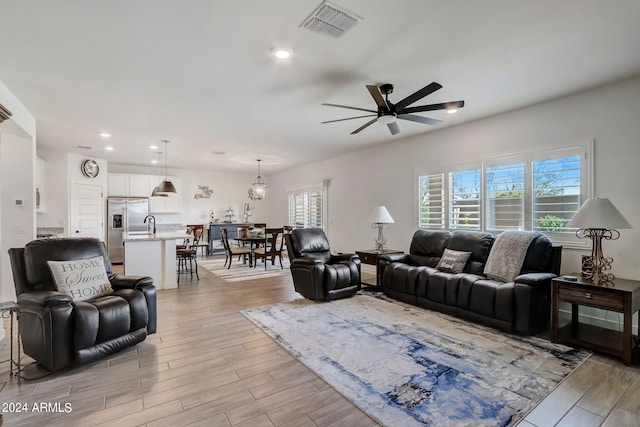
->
[369, 206, 395, 224]
[567, 198, 631, 229]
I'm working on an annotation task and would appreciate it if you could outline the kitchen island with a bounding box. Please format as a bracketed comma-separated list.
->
[123, 231, 189, 290]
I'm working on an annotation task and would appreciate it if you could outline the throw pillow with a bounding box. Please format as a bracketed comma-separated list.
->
[436, 249, 472, 274]
[47, 256, 113, 301]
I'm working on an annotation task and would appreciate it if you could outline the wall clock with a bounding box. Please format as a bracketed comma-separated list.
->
[81, 159, 100, 178]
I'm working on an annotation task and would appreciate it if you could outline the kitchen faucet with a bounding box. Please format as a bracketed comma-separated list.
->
[143, 215, 156, 234]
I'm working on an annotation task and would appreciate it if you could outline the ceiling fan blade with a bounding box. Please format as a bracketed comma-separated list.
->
[387, 121, 400, 135]
[351, 118, 378, 134]
[397, 114, 443, 126]
[394, 82, 443, 111]
[399, 100, 465, 115]
[321, 114, 377, 124]
[322, 103, 377, 113]
[366, 85, 388, 109]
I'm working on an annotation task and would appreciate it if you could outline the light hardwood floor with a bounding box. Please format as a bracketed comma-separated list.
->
[1, 258, 639, 426]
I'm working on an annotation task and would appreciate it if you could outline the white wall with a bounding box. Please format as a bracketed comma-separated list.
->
[267, 76, 640, 281]
[0, 80, 37, 307]
[36, 149, 69, 230]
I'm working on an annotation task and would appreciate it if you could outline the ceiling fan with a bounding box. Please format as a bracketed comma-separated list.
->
[322, 82, 464, 135]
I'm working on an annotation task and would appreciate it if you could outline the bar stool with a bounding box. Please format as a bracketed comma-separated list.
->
[176, 230, 200, 282]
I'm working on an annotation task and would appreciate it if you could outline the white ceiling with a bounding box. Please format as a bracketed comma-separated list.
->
[1, 0, 639, 173]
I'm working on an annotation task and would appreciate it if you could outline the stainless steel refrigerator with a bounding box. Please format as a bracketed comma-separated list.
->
[107, 197, 149, 264]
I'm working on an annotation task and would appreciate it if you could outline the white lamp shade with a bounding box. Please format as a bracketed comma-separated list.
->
[567, 198, 631, 229]
[369, 206, 395, 224]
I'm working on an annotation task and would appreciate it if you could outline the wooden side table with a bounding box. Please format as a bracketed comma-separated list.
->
[551, 276, 640, 365]
[356, 249, 403, 287]
[0, 301, 21, 383]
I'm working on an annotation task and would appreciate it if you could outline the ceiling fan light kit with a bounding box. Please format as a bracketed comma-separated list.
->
[322, 81, 464, 135]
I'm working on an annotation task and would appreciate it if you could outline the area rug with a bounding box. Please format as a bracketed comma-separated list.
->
[199, 257, 290, 282]
[242, 292, 590, 427]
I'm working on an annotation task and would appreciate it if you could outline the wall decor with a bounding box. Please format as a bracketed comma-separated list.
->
[194, 185, 213, 199]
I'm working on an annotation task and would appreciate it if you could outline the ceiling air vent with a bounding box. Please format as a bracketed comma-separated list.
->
[300, 1, 363, 38]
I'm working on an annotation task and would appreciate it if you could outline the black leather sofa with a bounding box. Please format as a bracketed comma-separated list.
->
[9, 238, 157, 372]
[378, 230, 561, 335]
[285, 228, 361, 301]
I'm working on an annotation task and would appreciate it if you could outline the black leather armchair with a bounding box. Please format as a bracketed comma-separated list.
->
[284, 228, 361, 301]
[8, 238, 157, 372]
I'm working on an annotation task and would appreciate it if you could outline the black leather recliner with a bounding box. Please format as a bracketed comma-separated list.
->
[8, 237, 157, 372]
[284, 228, 361, 301]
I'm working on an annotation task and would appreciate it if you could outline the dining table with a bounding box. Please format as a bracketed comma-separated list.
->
[233, 236, 265, 267]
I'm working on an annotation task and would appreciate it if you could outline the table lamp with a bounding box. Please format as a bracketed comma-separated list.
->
[567, 198, 631, 286]
[369, 206, 394, 253]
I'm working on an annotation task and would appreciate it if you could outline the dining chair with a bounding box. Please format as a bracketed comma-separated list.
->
[254, 227, 284, 270]
[186, 224, 208, 257]
[221, 228, 252, 269]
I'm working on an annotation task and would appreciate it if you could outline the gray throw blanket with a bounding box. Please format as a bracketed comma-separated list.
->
[484, 231, 541, 282]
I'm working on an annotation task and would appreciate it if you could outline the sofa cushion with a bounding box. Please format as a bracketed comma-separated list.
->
[47, 256, 113, 301]
[410, 230, 451, 258]
[446, 231, 494, 274]
[436, 249, 471, 273]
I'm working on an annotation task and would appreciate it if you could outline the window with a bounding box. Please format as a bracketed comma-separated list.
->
[486, 162, 525, 231]
[288, 180, 328, 230]
[449, 168, 481, 230]
[417, 143, 592, 242]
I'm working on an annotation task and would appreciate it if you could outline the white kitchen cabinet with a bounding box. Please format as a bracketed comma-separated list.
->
[108, 173, 153, 197]
[36, 157, 46, 212]
[107, 173, 129, 196]
[128, 174, 150, 197]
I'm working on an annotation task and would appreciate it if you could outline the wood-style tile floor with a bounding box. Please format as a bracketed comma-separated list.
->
[0, 258, 639, 426]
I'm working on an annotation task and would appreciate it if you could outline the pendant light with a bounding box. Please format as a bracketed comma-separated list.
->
[157, 139, 176, 193]
[249, 159, 266, 200]
[151, 151, 168, 197]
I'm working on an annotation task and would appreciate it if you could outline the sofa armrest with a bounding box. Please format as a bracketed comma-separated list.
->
[379, 253, 410, 264]
[110, 275, 154, 291]
[18, 291, 72, 307]
[514, 272, 556, 286]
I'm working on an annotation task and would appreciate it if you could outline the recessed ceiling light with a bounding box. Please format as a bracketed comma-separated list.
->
[149, 144, 158, 150]
[100, 132, 111, 138]
[104, 146, 114, 151]
[150, 159, 158, 164]
[273, 49, 291, 59]
[446, 109, 458, 114]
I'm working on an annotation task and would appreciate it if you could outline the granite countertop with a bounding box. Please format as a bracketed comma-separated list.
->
[123, 231, 189, 242]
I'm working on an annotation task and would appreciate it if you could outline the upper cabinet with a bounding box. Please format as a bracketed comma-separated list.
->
[108, 173, 149, 197]
[107, 173, 182, 213]
[36, 157, 46, 212]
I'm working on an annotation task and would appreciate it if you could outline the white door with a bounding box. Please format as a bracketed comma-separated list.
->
[70, 183, 104, 239]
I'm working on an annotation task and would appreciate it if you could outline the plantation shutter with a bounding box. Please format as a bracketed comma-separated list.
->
[485, 163, 525, 231]
[418, 173, 444, 228]
[532, 155, 581, 232]
[449, 168, 481, 230]
[287, 180, 329, 231]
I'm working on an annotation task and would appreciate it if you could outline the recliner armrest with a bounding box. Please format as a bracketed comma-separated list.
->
[18, 291, 72, 307]
[291, 257, 325, 267]
[330, 253, 359, 263]
[514, 272, 556, 286]
[110, 275, 154, 291]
